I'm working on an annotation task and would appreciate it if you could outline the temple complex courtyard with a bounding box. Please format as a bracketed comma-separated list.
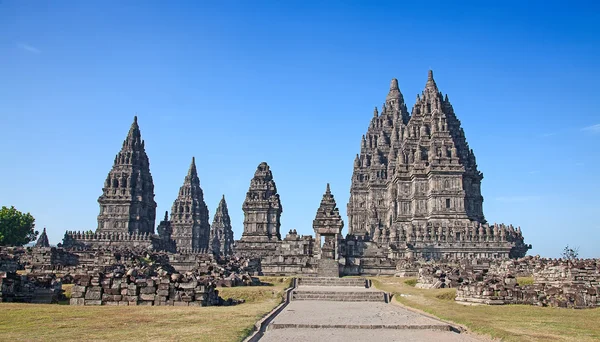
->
[0, 276, 598, 342]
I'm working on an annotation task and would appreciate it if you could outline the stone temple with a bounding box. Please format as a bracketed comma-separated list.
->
[347, 71, 529, 259]
[63, 71, 531, 276]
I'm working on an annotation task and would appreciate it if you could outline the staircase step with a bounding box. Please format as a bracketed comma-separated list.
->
[291, 290, 387, 302]
[298, 277, 368, 287]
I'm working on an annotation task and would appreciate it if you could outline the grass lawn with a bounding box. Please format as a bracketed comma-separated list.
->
[0, 276, 290, 342]
[371, 276, 600, 342]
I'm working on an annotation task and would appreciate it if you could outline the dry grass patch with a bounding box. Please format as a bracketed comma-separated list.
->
[0, 277, 290, 342]
[372, 277, 600, 342]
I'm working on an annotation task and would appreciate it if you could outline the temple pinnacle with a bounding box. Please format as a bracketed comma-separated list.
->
[326, 183, 331, 194]
[426, 70, 438, 91]
[187, 156, 197, 177]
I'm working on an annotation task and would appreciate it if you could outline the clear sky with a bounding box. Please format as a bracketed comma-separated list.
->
[1, 1, 599, 257]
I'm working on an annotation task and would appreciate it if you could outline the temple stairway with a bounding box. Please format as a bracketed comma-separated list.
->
[260, 276, 479, 342]
[291, 277, 388, 302]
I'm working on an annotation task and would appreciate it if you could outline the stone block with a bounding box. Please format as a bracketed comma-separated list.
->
[137, 301, 153, 306]
[178, 281, 197, 289]
[85, 291, 102, 300]
[72, 285, 87, 293]
[71, 291, 84, 299]
[174, 301, 189, 306]
[84, 300, 102, 306]
[139, 294, 156, 301]
[140, 286, 156, 294]
[118, 301, 129, 306]
[70, 298, 85, 306]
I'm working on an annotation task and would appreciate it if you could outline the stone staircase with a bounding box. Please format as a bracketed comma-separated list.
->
[292, 277, 388, 303]
[297, 277, 369, 287]
[317, 258, 340, 277]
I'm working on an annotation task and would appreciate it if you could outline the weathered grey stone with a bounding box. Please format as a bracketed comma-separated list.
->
[209, 195, 234, 256]
[169, 157, 211, 252]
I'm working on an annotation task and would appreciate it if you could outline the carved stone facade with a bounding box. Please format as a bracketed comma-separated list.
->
[62, 72, 530, 277]
[96, 116, 157, 235]
[209, 195, 234, 256]
[170, 157, 211, 252]
[313, 184, 345, 277]
[242, 162, 282, 241]
[313, 184, 344, 260]
[346, 72, 529, 260]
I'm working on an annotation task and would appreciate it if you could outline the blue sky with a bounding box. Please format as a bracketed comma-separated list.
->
[1, 1, 599, 257]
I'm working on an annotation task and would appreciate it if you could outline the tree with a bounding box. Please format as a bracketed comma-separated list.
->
[0, 206, 37, 246]
[561, 245, 580, 260]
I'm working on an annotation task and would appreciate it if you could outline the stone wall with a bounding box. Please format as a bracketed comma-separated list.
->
[455, 258, 600, 308]
[70, 266, 243, 306]
[0, 272, 63, 304]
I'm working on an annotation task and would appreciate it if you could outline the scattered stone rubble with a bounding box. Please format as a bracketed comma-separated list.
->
[0, 272, 63, 304]
[454, 258, 600, 308]
[70, 264, 246, 306]
[411, 257, 600, 309]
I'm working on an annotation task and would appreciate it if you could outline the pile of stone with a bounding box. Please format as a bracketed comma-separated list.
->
[456, 259, 600, 308]
[416, 263, 474, 289]
[0, 248, 23, 272]
[70, 265, 245, 306]
[0, 271, 63, 304]
[455, 273, 527, 305]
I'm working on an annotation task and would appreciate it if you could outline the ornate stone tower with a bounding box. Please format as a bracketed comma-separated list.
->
[97, 116, 157, 234]
[313, 184, 344, 260]
[170, 157, 211, 251]
[241, 162, 283, 242]
[347, 71, 485, 237]
[209, 195, 234, 256]
[35, 227, 50, 247]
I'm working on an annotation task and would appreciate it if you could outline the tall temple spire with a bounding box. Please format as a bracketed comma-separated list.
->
[170, 157, 211, 251]
[35, 227, 50, 248]
[97, 116, 157, 234]
[348, 72, 486, 237]
[188, 156, 197, 178]
[209, 195, 234, 256]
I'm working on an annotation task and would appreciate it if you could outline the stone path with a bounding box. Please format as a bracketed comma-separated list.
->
[259, 278, 483, 341]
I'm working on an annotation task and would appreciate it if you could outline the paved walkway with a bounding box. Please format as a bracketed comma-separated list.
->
[260, 283, 483, 342]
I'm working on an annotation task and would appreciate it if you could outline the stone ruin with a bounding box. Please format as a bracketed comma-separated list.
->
[1, 271, 63, 304]
[70, 265, 245, 307]
[0, 245, 260, 305]
[46, 71, 532, 282]
[411, 256, 600, 309]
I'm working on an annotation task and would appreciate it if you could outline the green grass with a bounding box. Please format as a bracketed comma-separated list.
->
[517, 277, 534, 286]
[372, 276, 600, 342]
[0, 277, 291, 342]
[404, 278, 417, 287]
